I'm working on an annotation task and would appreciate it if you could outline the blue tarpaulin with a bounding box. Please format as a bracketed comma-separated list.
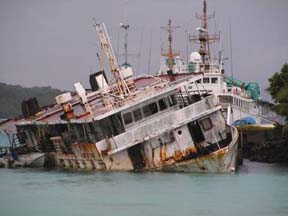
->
[232, 117, 256, 126]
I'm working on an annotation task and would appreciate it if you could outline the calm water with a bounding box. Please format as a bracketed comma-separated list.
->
[0, 160, 288, 216]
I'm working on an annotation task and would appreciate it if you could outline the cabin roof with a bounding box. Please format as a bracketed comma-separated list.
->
[1, 73, 202, 128]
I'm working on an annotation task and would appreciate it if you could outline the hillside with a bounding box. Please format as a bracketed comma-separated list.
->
[0, 83, 63, 118]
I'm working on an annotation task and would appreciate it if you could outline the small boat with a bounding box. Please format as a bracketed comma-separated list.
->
[17, 153, 46, 167]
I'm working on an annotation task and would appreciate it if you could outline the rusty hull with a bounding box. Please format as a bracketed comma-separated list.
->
[99, 125, 238, 173]
[50, 136, 105, 170]
[45, 95, 239, 173]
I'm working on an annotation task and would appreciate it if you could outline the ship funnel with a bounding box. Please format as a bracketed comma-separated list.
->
[89, 71, 109, 92]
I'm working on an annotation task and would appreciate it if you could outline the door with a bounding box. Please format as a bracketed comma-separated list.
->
[127, 144, 146, 171]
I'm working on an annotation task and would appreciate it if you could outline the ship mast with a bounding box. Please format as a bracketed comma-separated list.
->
[94, 21, 130, 96]
[120, 23, 130, 65]
[190, 0, 220, 71]
[161, 19, 180, 73]
[200, 0, 209, 63]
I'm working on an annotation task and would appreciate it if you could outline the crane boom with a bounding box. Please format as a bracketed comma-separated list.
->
[94, 22, 129, 95]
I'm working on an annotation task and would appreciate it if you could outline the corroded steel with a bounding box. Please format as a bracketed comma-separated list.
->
[50, 136, 105, 170]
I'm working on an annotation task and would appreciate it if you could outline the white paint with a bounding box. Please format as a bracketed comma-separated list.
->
[55, 92, 72, 105]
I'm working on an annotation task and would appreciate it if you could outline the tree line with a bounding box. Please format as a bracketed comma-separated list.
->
[0, 83, 63, 118]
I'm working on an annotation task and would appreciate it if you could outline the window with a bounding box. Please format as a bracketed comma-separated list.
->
[200, 117, 213, 131]
[158, 98, 168, 111]
[94, 115, 125, 139]
[133, 109, 143, 121]
[168, 95, 177, 106]
[123, 112, 133, 125]
[196, 79, 201, 83]
[142, 102, 158, 117]
[203, 77, 210, 83]
[211, 77, 218, 84]
[204, 64, 210, 70]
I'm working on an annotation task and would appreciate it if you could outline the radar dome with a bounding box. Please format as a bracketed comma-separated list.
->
[189, 52, 201, 63]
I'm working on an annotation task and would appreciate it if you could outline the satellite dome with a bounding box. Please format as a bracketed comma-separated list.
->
[189, 52, 201, 63]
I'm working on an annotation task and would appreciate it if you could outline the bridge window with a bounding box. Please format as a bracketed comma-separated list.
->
[143, 102, 158, 117]
[158, 98, 168, 111]
[168, 95, 177, 106]
[203, 78, 210, 83]
[211, 77, 218, 84]
[123, 112, 133, 125]
[95, 113, 125, 138]
[133, 109, 143, 122]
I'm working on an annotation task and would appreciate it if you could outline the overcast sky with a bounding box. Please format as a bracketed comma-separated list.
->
[1, 0, 287, 100]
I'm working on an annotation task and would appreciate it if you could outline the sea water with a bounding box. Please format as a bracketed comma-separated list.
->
[0, 160, 287, 216]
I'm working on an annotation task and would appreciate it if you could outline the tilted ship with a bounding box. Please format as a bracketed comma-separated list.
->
[0, 2, 239, 172]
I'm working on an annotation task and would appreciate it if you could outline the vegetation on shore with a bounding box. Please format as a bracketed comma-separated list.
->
[243, 63, 288, 163]
[267, 64, 288, 121]
[0, 82, 63, 118]
[267, 63, 288, 135]
[241, 126, 288, 163]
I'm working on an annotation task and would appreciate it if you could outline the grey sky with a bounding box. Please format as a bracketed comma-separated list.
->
[1, 0, 287, 100]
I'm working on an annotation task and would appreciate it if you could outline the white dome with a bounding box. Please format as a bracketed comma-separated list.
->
[189, 52, 201, 63]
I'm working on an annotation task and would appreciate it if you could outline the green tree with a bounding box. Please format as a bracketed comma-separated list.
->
[267, 63, 288, 119]
[0, 83, 63, 118]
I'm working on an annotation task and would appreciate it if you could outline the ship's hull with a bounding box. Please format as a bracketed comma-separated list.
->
[158, 128, 238, 173]
[17, 153, 46, 167]
[50, 99, 239, 173]
[13, 77, 240, 173]
[52, 132, 238, 173]
[0, 152, 45, 168]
